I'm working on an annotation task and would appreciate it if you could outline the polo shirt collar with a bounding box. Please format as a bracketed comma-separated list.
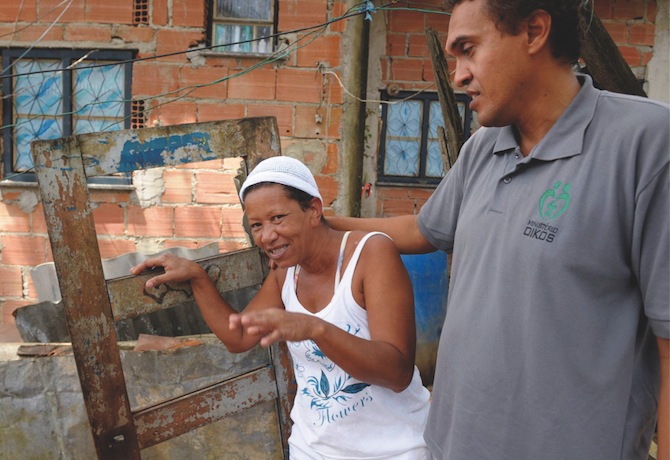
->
[492, 73, 599, 160]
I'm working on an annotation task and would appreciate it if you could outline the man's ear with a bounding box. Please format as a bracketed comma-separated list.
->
[526, 9, 552, 55]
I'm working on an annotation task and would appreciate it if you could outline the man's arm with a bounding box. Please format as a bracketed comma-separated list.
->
[658, 337, 669, 460]
[326, 214, 436, 254]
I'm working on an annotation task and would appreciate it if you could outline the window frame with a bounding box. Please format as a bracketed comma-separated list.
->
[1, 48, 134, 184]
[206, 0, 279, 56]
[377, 90, 472, 187]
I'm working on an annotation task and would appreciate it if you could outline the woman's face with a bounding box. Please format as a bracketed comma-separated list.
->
[244, 184, 319, 268]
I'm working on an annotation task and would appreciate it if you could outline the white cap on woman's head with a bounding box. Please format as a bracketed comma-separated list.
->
[239, 156, 323, 205]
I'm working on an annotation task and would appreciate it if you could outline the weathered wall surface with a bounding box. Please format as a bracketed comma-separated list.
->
[0, 0, 664, 341]
[0, 337, 284, 459]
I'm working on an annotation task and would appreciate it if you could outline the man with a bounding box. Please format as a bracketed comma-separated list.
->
[328, 0, 669, 458]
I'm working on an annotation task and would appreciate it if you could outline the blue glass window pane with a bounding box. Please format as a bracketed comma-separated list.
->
[387, 101, 422, 138]
[215, 0, 272, 21]
[73, 62, 125, 133]
[426, 140, 445, 177]
[13, 59, 64, 171]
[14, 116, 63, 171]
[429, 101, 443, 138]
[215, 24, 271, 53]
[384, 139, 420, 176]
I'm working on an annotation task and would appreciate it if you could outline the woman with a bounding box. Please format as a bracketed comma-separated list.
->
[131, 156, 430, 459]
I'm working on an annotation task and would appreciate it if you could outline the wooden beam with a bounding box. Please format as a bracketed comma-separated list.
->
[426, 27, 465, 169]
[581, 10, 647, 97]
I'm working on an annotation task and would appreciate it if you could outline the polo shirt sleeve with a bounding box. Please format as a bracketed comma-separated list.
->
[634, 137, 670, 339]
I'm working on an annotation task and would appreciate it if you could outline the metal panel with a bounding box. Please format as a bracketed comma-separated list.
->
[107, 248, 266, 321]
[31, 117, 292, 459]
[134, 366, 277, 449]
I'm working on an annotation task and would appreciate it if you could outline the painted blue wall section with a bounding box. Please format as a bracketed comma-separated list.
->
[118, 132, 215, 171]
[401, 251, 449, 384]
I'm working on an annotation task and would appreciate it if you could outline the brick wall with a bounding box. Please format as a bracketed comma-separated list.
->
[0, 0, 347, 340]
[0, 0, 661, 340]
[372, 0, 659, 217]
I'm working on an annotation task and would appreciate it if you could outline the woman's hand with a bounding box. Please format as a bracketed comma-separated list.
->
[130, 254, 206, 290]
[230, 309, 322, 348]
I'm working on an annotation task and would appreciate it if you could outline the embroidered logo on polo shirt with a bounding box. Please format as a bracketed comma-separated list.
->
[539, 181, 571, 219]
[523, 181, 571, 243]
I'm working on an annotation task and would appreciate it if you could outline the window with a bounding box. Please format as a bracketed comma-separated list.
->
[1, 49, 133, 183]
[378, 90, 472, 186]
[208, 0, 277, 54]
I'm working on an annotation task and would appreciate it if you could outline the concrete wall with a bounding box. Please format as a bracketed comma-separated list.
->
[0, 0, 665, 340]
[0, 337, 284, 459]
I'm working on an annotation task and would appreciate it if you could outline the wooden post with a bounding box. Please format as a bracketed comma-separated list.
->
[580, 10, 647, 97]
[426, 27, 465, 169]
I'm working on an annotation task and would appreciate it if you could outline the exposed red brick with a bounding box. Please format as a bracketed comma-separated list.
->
[0, 267, 22, 297]
[387, 9, 426, 34]
[0, 0, 37, 22]
[153, 0, 169, 26]
[314, 175, 339, 208]
[13, 24, 63, 42]
[227, 66, 277, 101]
[0, 202, 31, 233]
[163, 170, 193, 203]
[389, 57, 425, 82]
[196, 102, 246, 122]
[127, 205, 174, 237]
[247, 104, 294, 136]
[173, 0, 205, 27]
[2, 299, 31, 323]
[294, 106, 341, 139]
[90, 190, 132, 205]
[86, 0, 133, 24]
[426, 10, 450, 32]
[113, 25, 155, 44]
[602, 21, 629, 44]
[155, 30, 205, 62]
[37, 0, 85, 23]
[179, 66, 229, 99]
[612, 1, 646, 20]
[387, 34, 408, 57]
[278, 0, 328, 31]
[31, 204, 48, 234]
[0, 323, 22, 342]
[328, 1, 348, 33]
[195, 171, 240, 204]
[156, 100, 198, 126]
[629, 23, 655, 46]
[133, 63, 180, 97]
[97, 238, 137, 259]
[277, 68, 323, 103]
[0, 235, 49, 266]
[408, 35, 429, 57]
[64, 25, 113, 42]
[92, 203, 125, 236]
[221, 208, 246, 238]
[175, 206, 222, 237]
[297, 34, 341, 67]
[618, 45, 642, 65]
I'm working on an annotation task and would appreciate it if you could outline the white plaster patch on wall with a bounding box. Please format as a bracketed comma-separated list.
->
[15, 191, 39, 214]
[132, 168, 165, 208]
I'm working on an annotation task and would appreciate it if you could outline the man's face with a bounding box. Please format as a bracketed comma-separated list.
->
[446, 0, 530, 127]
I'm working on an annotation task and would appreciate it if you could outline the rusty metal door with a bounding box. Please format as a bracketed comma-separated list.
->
[31, 117, 294, 459]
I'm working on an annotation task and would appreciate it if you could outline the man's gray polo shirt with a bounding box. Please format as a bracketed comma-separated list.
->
[418, 75, 669, 460]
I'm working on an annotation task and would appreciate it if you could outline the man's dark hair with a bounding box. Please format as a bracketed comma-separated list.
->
[444, 0, 585, 63]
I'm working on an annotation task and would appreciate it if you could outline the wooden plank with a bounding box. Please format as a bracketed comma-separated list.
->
[270, 343, 296, 458]
[581, 10, 647, 97]
[426, 27, 465, 169]
[134, 366, 278, 449]
[32, 137, 141, 460]
[107, 248, 266, 321]
[73, 117, 281, 176]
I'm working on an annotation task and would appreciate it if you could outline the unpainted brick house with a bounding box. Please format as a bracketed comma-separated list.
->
[0, 0, 667, 341]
